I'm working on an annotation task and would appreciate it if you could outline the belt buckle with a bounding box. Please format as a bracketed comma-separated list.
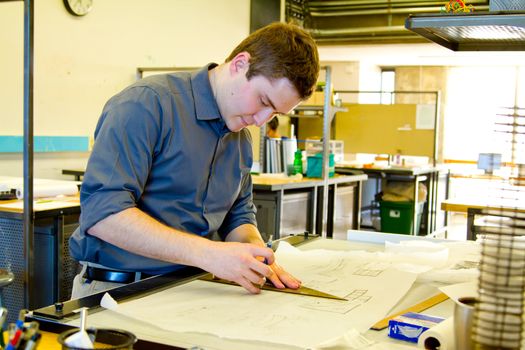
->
[86, 266, 136, 284]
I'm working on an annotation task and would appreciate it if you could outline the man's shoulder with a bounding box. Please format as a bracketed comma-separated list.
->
[134, 72, 192, 93]
[107, 73, 193, 108]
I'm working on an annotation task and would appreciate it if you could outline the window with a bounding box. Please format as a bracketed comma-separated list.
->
[380, 68, 395, 104]
[444, 66, 521, 163]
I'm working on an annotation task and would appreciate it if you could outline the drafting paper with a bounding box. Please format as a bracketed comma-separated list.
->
[439, 281, 478, 302]
[0, 176, 79, 199]
[112, 242, 417, 348]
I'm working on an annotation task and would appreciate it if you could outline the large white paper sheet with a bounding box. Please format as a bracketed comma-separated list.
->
[111, 242, 417, 348]
[0, 176, 79, 199]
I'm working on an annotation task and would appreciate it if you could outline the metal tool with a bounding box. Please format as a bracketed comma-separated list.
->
[199, 274, 347, 301]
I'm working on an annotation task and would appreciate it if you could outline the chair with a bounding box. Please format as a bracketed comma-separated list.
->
[0, 269, 14, 309]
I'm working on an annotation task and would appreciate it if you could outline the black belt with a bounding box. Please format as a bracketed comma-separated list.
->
[85, 266, 155, 284]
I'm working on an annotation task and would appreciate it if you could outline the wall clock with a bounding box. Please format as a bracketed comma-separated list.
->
[64, 0, 93, 16]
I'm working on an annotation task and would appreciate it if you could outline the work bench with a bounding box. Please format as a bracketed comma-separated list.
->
[252, 173, 367, 239]
[0, 197, 80, 323]
[61, 168, 368, 240]
[336, 165, 450, 236]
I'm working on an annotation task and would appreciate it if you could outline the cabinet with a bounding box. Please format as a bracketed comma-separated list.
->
[330, 183, 358, 238]
[252, 174, 366, 239]
[0, 199, 80, 323]
[254, 190, 312, 240]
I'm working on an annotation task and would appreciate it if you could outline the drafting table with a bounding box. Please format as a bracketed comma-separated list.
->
[27, 231, 473, 349]
[441, 197, 525, 240]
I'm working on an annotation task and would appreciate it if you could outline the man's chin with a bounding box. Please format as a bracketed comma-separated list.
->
[227, 120, 249, 132]
[226, 124, 243, 132]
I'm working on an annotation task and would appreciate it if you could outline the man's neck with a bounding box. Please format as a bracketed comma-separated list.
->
[208, 63, 229, 116]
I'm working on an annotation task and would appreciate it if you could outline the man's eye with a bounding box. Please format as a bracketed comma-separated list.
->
[260, 99, 269, 107]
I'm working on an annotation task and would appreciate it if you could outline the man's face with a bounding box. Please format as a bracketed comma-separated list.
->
[220, 61, 301, 132]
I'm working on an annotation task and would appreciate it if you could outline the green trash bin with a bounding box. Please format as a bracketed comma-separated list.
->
[380, 201, 424, 235]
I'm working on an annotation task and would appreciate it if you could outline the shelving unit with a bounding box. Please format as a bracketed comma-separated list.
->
[330, 90, 447, 236]
[259, 66, 348, 238]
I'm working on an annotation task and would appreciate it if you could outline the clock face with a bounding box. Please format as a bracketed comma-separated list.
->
[64, 0, 93, 16]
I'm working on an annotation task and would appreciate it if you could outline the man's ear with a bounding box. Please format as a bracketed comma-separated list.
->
[229, 52, 251, 75]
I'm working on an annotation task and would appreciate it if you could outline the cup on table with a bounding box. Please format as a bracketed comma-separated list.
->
[454, 296, 477, 350]
[57, 328, 136, 350]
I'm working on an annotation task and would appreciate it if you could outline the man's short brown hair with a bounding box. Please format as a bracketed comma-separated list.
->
[226, 22, 319, 100]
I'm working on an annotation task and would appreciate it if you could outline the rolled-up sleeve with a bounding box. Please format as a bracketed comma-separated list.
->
[218, 168, 257, 240]
[79, 87, 162, 236]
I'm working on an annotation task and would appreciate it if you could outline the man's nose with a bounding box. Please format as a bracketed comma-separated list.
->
[254, 108, 276, 127]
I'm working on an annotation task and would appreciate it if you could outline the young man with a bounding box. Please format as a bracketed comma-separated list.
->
[69, 22, 320, 298]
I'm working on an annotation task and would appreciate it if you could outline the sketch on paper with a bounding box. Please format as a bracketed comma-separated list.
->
[111, 241, 418, 349]
[300, 289, 372, 314]
[353, 261, 391, 277]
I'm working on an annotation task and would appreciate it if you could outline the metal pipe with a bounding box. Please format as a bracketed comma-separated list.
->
[310, 25, 407, 36]
[307, 0, 487, 8]
[23, 0, 35, 309]
[321, 65, 332, 239]
[309, 5, 488, 17]
[314, 35, 422, 42]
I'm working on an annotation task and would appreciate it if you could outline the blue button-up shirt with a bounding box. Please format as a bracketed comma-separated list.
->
[69, 64, 257, 274]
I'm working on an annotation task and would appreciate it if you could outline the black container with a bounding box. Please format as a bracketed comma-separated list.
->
[57, 328, 136, 350]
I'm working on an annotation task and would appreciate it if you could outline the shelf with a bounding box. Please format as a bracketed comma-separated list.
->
[295, 105, 324, 111]
[405, 11, 525, 51]
[289, 105, 348, 119]
[290, 105, 324, 118]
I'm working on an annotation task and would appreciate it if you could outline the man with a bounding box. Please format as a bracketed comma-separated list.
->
[69, 22, 320, 298]
[266, 116, 280, 139]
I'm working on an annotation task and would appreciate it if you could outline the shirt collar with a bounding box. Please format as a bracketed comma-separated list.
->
[190, 64, 230, 135]
[191, 63, 222, 122]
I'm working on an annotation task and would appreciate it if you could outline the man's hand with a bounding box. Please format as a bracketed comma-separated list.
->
[265, 260, 301, 290]
[219, 224, 301, 293]
[202, 241, 277, 294]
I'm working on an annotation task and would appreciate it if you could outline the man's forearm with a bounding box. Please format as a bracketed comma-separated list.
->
[225, 223, 265, 245]
[87, 208, 280, 293]
[87, 207, 213, 268]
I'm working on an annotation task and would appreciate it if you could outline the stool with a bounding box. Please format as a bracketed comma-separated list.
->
[0, 269, 14, 309]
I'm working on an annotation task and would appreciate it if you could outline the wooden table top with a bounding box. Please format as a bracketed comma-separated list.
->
[441, 197, 525, 213]
[252, 173, 367, 190]
[0, 195, 80, 214]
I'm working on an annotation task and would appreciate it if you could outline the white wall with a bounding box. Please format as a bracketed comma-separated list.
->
[0, 0, 250, 178]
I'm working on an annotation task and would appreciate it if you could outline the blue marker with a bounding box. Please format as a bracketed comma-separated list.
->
[266, 235, 273, 249]
[264, 235, 273, 265]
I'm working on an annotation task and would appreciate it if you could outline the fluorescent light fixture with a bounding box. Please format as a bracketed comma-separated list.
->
[406, 12, 525, 51]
